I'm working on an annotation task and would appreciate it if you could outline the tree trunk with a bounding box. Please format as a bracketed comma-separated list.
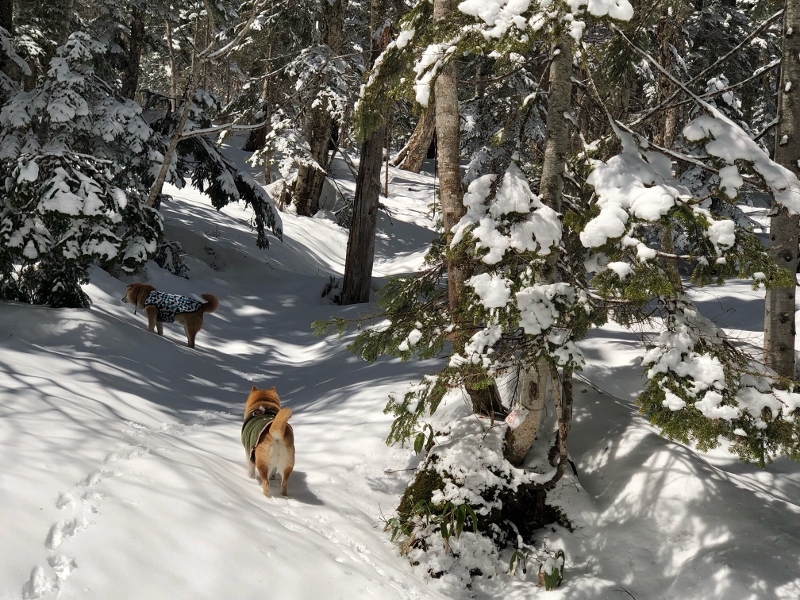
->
[550, 365, 573, 484]
[0, 0, 11, 35]
[394, 101, 436, 173]
[293, 0, 346, 216]
[432, 0, 504, 417]
[146, 63, 200, 207]
[504, 362, 555, 465]
[121, 7, 145, 100]
[765, 1, 800, 379]
[538, 35, 572, 214]
[340, 2, 390, 305]
[434, 0, 466, 311]
[166, 20, 177, 110]
[653, 10, 683, 291]
[0, 0, 11, 73]
[244, 44, 273, 153]
[504, 34, 573, 465]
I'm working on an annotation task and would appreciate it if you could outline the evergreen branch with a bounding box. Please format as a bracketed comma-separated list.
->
[179, 119, 271, 140]
[625, 9, 784, 128]
[753, 117, 779, 143]
[664, 59, 781, 113]
[578, 46, 717, 174]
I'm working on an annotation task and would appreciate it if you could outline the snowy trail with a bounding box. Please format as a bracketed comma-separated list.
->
[3, 161, 800, 599]
[0, 166, 445, 600]
[1, 273, 446, 600]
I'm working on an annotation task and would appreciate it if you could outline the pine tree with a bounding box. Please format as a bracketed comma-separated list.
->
[317, 0, 800, 584]
[0, 33, 162, 307]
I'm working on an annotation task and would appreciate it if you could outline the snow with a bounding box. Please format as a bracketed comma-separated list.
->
[3, 150, 800, 600]
[17, 159, 39, 183]
[451, 163, 561, 262]
[468, 272, 512, 308]
[458, 0, 632, 39]
[582, 131, 684, 248]
[395, 29, 415, 49]
[683, 107, 800, 213]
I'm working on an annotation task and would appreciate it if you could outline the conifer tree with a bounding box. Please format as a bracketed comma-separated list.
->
[0, 33, 162, 307]
[317, 0, 800, 584]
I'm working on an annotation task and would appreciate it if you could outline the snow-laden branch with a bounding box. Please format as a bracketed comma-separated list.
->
[628, 10, 784, 128]
[611, 22, 800, 213]
[179, 119, 270, 141]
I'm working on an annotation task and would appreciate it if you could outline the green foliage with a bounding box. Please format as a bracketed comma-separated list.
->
[508, 549, 528, 577]
[539, 549, 565, 590]
[0, 34, 164, 308]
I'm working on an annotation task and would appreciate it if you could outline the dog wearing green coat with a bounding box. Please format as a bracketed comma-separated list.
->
[243, 385, 294, 497]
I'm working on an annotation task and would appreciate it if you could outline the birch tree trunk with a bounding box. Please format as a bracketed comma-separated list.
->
[146, 61, 201, 207]
[394, 102, 435, 173]
[765, 0, 800, 379]
[504, 365, 556, 465]
[504, 34, 573, 465]
[294, 0, 346, 216]
[340, 2, 390, 305]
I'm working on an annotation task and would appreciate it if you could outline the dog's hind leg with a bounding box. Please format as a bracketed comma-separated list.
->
[156, 321, 163, 335]
[180, 314, 202, 348]
[246, 449, 256, 479]
[280, 465, 293, 497]
[254, 445, 272, 497]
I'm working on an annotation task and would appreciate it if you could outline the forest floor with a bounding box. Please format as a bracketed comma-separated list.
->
[2, 147, 800, 600]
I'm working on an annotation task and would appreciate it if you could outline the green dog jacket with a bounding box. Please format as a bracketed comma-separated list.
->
[241, 407, 279, 464]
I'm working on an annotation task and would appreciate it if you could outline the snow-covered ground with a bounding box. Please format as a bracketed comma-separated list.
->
[2, 157, 800, 600]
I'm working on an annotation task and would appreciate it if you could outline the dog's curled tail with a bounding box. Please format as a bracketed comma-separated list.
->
[270, 408, 293, 440]
[200, 294, 219, 313]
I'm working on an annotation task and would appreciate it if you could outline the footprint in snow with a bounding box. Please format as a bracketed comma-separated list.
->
[22, 438, 149, 599]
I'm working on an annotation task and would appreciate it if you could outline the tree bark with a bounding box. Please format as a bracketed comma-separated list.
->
[434, 0, 466, 311]
[394, 101, 436, 173]
[340, 2, 390, 305]
[121, 7, 145, 100]
[653, 10, 683, 291]
[244, 42, 274, 153]
[0, 0, 11, 35]
[504, 362, 555, 465]
[0, 0, 11, 73]
[431, 0, 504, 417]
[293, 0, 346, 216]
[765, 1, 800, 379]
[538, 35, 572, 215]
[146, 62, 200, 207]
[166, 20, 177, 111]
[504, 34, 573, 465]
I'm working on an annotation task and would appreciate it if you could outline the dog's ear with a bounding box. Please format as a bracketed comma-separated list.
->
[269, 386, 276, 392]
[251, 385, 258, 391]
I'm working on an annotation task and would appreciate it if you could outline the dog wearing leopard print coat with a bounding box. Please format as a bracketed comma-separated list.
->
[121, 282, 219, 348]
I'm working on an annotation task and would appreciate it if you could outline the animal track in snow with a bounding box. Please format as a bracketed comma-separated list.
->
[21, 416, 206, 599]
[45, 517, 88, 550]
[21, 436, 149, 599]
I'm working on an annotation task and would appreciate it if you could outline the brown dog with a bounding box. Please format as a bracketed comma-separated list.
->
[242, 385, 295, 497]
[121, 282, 219, 348]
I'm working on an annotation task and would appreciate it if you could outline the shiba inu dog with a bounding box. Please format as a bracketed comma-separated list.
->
[121, 282, 219, 348]
[242, 385, 295, 497]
